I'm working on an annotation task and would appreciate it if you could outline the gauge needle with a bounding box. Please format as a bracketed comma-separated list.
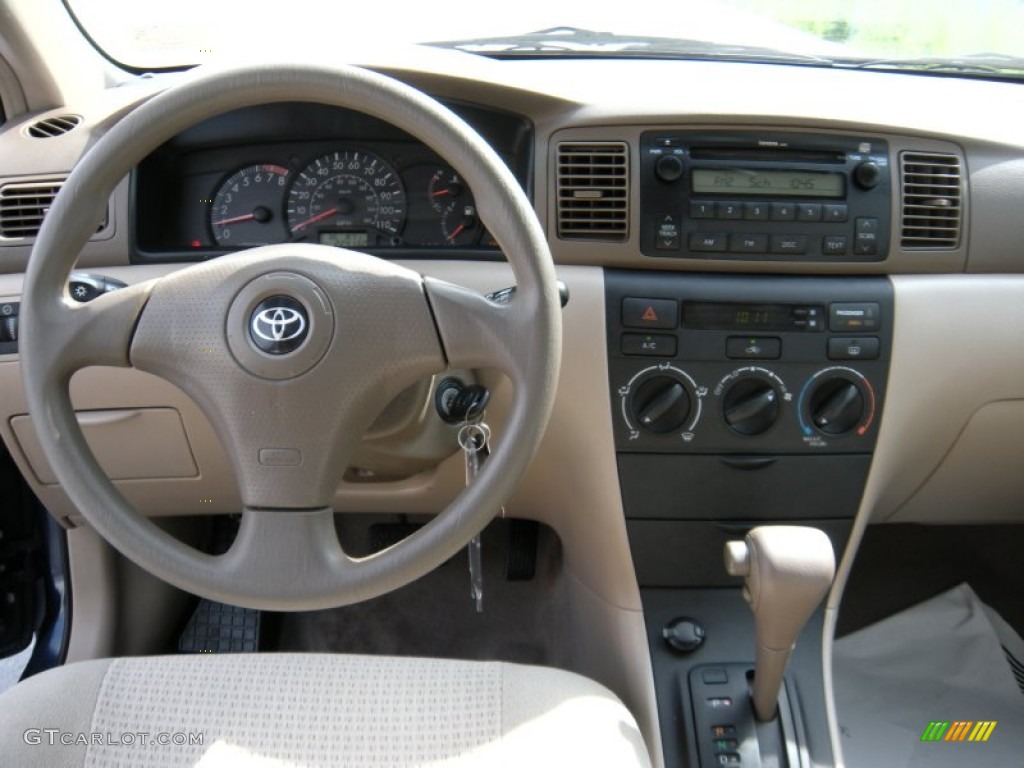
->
[431, 189, 451, 197]
[291, 207, 340, 232]
[447, 224, 466, 241]
[211, 212, 257, 227]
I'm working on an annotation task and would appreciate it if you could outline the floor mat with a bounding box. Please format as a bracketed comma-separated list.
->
[834, 583, 1024, 767]
[269, 519, 569, 666]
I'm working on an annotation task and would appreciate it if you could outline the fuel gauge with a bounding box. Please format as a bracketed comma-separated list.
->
[441, 203, 480, 245]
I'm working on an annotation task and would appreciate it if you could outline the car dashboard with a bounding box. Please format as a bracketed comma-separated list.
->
[2, 47, 1024, 768]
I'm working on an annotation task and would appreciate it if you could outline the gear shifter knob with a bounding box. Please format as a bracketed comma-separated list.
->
[724, 526, 835, 721]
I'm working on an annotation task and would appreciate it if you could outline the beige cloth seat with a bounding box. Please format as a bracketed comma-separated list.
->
[0, 653, 652, 767]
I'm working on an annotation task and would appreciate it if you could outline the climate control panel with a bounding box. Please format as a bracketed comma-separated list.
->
[606, 273, 892, 454]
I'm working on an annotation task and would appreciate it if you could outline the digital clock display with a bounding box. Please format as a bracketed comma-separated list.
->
[683, 302, 822, 331]
[691, 168, 845, 198]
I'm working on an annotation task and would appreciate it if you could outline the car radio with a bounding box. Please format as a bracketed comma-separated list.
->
[639, 131, 891, 261]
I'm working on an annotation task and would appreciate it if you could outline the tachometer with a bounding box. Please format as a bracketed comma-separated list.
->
[209, 164, 290, 246]
[286, 150, 406, 243]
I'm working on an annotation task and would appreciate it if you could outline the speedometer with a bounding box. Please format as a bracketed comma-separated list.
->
[286, 150, 406, 243]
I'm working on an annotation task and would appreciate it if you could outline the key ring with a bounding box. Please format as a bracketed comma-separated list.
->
[457, 422, 491, 454]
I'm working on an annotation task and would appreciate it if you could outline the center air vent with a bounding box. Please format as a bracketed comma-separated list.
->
[900, 152, 963, 248]
[25, 115, 81, 139]
[0, 180, 65, 240]
[556, 142, 629, 241]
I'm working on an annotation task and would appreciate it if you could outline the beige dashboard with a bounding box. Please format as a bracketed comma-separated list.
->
[1, 52, 1024, 537]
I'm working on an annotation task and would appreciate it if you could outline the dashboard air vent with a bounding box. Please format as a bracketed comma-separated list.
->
[25, 114, 81, 138]
[556, 141, 629, 241]
[0, 180, 65, 239]
[900, 152, 963, 248]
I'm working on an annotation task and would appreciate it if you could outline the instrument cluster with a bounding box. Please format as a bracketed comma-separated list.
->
[132, 102, 531, 260]
[208, 150, 484, 250]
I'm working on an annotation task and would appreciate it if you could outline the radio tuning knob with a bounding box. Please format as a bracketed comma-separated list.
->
[655, 154, 684, 183]
[854, 161, 882, 190]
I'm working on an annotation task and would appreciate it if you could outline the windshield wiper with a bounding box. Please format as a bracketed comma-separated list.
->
[839, 53, 1024, 78]
[428, 27, 833, 66]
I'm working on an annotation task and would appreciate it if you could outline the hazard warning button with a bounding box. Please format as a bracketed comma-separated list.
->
[622, 297, 678, 330]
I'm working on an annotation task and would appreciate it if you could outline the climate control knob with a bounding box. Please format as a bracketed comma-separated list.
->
[631, 375, 691, 434]
[809, 378, 864, 435]
[722, 379, 780, 436]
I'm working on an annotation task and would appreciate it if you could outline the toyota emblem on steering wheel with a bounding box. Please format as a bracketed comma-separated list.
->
[249, 296, 309, 354]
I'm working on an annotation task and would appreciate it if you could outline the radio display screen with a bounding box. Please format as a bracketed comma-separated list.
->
[691, 168, 845, 198]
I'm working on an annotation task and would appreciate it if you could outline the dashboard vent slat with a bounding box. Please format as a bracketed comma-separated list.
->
[900, 152, 963, 249]
[557, 142, 629, 241]
[25, 114, 82, 139]
[0, 180, 65, 240]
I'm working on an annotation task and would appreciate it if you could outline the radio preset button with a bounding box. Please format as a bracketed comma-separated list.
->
[717, 202, 743, 219]
[770, 234, 808, 255]
[797, 203, 823, 222]
[770, 202, 796, 221]
[623, 297, 678, 329]
[744, 203, 770, 220]
[829, 302, 880, 332]
[690, 232, 729, 252]
[729, 234, 769, 254]
[824, 204, 849, 222]
[822, 236, 849, 255]
[690, 201, 716, 219]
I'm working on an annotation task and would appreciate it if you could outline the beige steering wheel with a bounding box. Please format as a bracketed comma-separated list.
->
[19, 63, 561, 610]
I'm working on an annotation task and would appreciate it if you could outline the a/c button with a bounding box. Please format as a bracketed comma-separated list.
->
[622, 333, 677, 357]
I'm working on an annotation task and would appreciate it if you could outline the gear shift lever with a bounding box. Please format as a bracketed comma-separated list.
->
[724, 526, 835, 721]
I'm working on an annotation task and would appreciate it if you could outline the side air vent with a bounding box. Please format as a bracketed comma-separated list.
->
[0, 180, 65, 240]
[556, 141, 629, 241]
[900, 152, 963, 248]
[25, 114, 82, 139]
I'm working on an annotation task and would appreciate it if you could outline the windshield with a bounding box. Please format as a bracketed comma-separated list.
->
[66, 0, 1024, 78]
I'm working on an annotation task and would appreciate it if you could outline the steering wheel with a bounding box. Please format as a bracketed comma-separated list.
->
[19, 64, 561, 611]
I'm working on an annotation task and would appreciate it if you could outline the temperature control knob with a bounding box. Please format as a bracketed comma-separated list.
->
[632, 375, 691, 434]
[809, 378, 864, 435]
[723, 379, 780, 436]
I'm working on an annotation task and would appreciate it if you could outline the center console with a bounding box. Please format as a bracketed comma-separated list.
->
[606, 269, 893, 767]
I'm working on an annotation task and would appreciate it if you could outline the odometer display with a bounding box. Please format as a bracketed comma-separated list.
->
[691, 168, 845, 198]
[287, 150, 406, 240]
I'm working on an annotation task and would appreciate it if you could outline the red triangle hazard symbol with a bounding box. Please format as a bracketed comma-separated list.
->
[642, 306, 658, 321]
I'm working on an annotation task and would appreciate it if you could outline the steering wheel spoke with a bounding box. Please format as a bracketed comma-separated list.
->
[24, 280, 155, 378]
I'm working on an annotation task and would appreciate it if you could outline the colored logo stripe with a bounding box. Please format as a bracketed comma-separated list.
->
[920, 721, 996, 742]
[969, 721, 997, 742]
[944, 721, 972, 741]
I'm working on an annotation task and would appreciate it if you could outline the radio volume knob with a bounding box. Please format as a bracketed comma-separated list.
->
[655, 154, 684, 183]
[853, 161, 882, 190]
